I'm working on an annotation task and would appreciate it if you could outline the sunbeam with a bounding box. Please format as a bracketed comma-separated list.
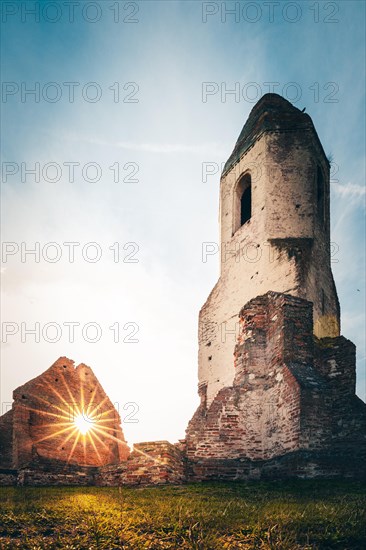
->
[25, 370, 126, 465]
[73, 412, 95, 435]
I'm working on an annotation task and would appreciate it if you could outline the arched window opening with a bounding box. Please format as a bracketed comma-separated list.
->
[234, 173, 252, 234]
[317, 166, 325, 224]
[241, 185, 252, 226]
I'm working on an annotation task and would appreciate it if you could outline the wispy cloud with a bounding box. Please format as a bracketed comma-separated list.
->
[69, 136, 227, 156]
[332, 181, 366, 198]
[115, 141, 226, 155]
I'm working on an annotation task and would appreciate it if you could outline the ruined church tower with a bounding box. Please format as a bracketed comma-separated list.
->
[199, 93, 340, 405]
[0, 93, 364, 485]
[185, 93, 365, 480]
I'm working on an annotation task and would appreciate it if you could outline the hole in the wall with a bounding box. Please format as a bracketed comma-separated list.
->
[22, 395, 26, 399]
[55, 378, 58, 382]
[234, 172, 252, 233]
[295, 204, 301, 209]
[206, 342, 211, 347]
[208, 356, 212, 361]
[63, 365, 67, 368]
[240, 185, 252, 226]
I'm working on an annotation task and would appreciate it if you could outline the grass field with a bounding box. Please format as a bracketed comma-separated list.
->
[0, 481, 365, 549]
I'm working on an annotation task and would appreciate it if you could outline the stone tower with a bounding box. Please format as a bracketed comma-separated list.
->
[199, 93, 340, 405]
[185, 93, 365, 481]
[0, 94, 364, 486]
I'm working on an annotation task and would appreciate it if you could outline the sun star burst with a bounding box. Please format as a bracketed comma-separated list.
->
[27, 373, 121, 465]
[73, 412, 96, 435]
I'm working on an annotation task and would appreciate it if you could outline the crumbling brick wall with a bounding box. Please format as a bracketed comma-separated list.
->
[96, 441, 185, 486]
[0, 409, 13, 469]
[313, 337, 366, 456]
[186, 292, 366, 480]
[0, 357, 129, 470]
[1, 291, 365, 486]
[199, 94, 341, 407]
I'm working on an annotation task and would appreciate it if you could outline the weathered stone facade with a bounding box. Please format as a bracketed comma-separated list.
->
[1, 93, 365, 485]
[0, 357, 129, 471]
[186, 292, 365, 480]
[96, 441, 186, 486]
[199, 93, 340, 405]
[0, 441, 185, 487]
[0, 358, 186, 487]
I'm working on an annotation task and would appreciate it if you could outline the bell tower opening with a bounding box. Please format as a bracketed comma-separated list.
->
[241, 185, 252, 225]
[234, 173, 251, 233]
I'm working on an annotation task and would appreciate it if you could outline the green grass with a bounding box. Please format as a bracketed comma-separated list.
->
[0, 481, 365, 549]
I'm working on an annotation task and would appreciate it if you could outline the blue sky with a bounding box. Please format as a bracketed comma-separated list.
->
[1, 0, 365, 444]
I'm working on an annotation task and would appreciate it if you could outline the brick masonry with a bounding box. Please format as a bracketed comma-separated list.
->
[96, 441, 186, 486]
[0, 94, 365, 486]
[0, 441, 185, 487]
[0, 357, 129, 472]
[199, 94, 340, 406]
[0, 293, 365, 485]
[185, 292, 366, 481]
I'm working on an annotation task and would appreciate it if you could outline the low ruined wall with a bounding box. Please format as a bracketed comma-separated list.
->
[187, 450, 366, 482]
[95, 462, 127, 486]
[0, 410, 13, 469]
[0, 469, 17, 486]
[1, 295, 365, 487]
[123, 441, 185, 485]
[96, 441, 186, 486]
[16, 467, 97, 486]
[0, 441, 186, 487]
[0, 463, 97, 486]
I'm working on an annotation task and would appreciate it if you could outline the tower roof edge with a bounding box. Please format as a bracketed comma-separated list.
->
[222, 93, 329, 177]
